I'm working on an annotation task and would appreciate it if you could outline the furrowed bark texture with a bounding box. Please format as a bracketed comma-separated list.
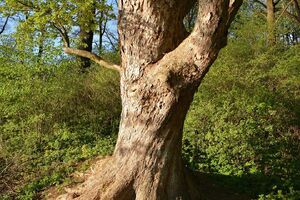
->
[60, 1, 242, 199]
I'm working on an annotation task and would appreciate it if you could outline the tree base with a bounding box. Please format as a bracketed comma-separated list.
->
[54, 158, 196, 200]
[47, 156, 249, 200]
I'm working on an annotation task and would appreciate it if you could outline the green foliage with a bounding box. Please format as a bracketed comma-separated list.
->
[1, 1, 300, 200]
[183, 7, 300, 198]
[258, 187, 300, 200]
[0, 0, 115, 55]
[183, 38, 300, 198]
[0, 54, 120, 199]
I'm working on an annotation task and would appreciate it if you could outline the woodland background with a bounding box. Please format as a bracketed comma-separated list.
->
[0, 0, 299, 199]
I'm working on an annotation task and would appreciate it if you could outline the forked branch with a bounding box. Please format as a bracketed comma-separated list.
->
[159, 0, 243, 76]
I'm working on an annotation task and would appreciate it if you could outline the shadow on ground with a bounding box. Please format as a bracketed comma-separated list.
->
[192, 170, 300, 200]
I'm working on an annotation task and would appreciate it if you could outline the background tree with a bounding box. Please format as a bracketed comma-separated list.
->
[253, 0, 282, 45]
[0, 0, 116, 69]
[252, 0, 300, 45]
[267, 0, 277, 44]
[77, 1, 96, 70]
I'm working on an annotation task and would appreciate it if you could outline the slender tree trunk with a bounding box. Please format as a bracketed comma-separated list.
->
[267, 0, 276, 45]
[98, 11, 107, 54]
[37, 29, 45, 60]
[60, 1, 242, 199]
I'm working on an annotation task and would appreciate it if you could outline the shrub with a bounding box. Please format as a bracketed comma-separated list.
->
[183, 45, 300, 197]
[0, 58, 120, 199]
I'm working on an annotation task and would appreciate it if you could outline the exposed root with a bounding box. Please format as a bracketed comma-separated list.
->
[52, 156, 137, 200]
[46, 156, 114, 200]
[48, 157, 249, 200]
[53, 164, 202, 200]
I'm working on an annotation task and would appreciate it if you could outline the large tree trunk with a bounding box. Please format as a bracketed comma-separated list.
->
[111, 74, 199, 199]
[60, 1, 242, 199]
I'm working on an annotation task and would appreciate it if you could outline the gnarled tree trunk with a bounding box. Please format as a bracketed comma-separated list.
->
[60, 0, 242, 199]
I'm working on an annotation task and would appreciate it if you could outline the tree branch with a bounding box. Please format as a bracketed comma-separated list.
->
[228, 0, 244, 26]
[105, 31, 118, 51]
[156, 0, 243, 79]
[0, 16, 9, 35]
[52, 23, 70, 47]
[284, 9, 300, 23]
[105, 29, 119, 50]
[63, 47, 121, 72]
[293, 0, 300, 18]
[15, 0, 39, 10]
[281, 0, 300, 24]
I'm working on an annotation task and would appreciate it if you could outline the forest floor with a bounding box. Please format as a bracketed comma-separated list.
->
[42, 156, 250, 200]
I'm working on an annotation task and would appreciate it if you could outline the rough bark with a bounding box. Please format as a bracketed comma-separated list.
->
[59, 0, 242, 199]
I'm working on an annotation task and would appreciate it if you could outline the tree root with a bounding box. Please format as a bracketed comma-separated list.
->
[55, 162, 199, 200]
[52, 157, 249, 200]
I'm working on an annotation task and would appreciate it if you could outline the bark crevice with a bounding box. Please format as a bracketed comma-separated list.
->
[56, 1, 243, 199]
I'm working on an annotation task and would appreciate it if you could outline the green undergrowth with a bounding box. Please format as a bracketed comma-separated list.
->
[1, 15, 299, 200]
[183, 44, 300, 199]
[0, 59, 120, 199]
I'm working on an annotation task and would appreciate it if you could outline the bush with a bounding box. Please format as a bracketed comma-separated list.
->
[0, 58, 120, 199]
[183, 44, 300, 198]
